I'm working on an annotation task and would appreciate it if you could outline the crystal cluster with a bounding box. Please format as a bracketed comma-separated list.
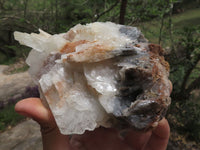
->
[14, 22, 171, 135]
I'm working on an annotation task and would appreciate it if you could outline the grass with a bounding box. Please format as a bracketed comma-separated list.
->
[0, 86, 39, 132]
[136, 8, 200, 46]
[8, 64, 29, 74]
[0, 104, 25, 131]
[2, 57, 18, 65]
[173, 8, 200, 26]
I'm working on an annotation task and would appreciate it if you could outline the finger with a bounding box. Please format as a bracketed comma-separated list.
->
[123, 129, 152, 150]
[15, 98, 72, 150]
[15, 98, 55, 126]
[169, 81, 173, 94]
[71, 127, 133, 150]
[146, 118, 170, 150]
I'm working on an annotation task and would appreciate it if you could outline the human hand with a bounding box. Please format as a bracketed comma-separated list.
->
[15, 98, 170, 150]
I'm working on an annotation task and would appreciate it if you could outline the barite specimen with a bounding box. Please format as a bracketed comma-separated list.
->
[14, 22, 171, 135]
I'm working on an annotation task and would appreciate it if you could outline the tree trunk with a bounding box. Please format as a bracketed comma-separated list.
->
[186, 75, 200, 94]
[119, 0, 127, 25]
[55, 0, 58, 32]
[94, 0, 120, 22]
[0, 0, 5, 11]
[8, 30, 13, 44]
[159, 14, 164, 45]
[180, 54, 200, 92]
[24, 0, 29, 19]
[43, 0, 47, 29]
[169, 2, 175, 51]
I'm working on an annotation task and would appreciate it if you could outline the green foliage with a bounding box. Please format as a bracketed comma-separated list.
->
[9, 64, 29, 74]
[0, 52, 7, 64]
[169, 65, 185, 92]
[126, 0, 177, 23]
[169, 100, 200, 142]
[168, 25, 200, 143]
[169, 26, 200, 94]
[0, 45, 31, 65]
[0, 104, 25, 131]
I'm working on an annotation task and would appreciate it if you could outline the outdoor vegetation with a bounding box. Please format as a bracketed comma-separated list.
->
[0, 0, 200, 149]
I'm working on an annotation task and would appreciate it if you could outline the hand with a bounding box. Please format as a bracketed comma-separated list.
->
[15, 98, 170, 150]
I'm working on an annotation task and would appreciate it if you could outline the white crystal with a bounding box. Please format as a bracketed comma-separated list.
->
[14, 22, 141, 134]
[38, 64, 108, 134]
[14, 22, 170, 134]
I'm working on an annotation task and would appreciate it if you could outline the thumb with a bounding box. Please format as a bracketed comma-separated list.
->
[15, 98, 72, 150]
[15, 98, 56, 129]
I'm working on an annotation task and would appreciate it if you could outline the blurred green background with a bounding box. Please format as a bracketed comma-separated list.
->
[0, 0, 200, 149]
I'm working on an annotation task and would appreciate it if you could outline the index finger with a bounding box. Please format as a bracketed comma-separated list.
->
[146, 118, 170, 150]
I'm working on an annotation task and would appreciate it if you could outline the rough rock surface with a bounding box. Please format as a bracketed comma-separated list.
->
[0, 65, 34, 105]
[0, 65, 42, 150]
[0, 119, 42, 150]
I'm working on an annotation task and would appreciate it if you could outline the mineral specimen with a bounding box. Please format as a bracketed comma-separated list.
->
[14, 22, 171, 135]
